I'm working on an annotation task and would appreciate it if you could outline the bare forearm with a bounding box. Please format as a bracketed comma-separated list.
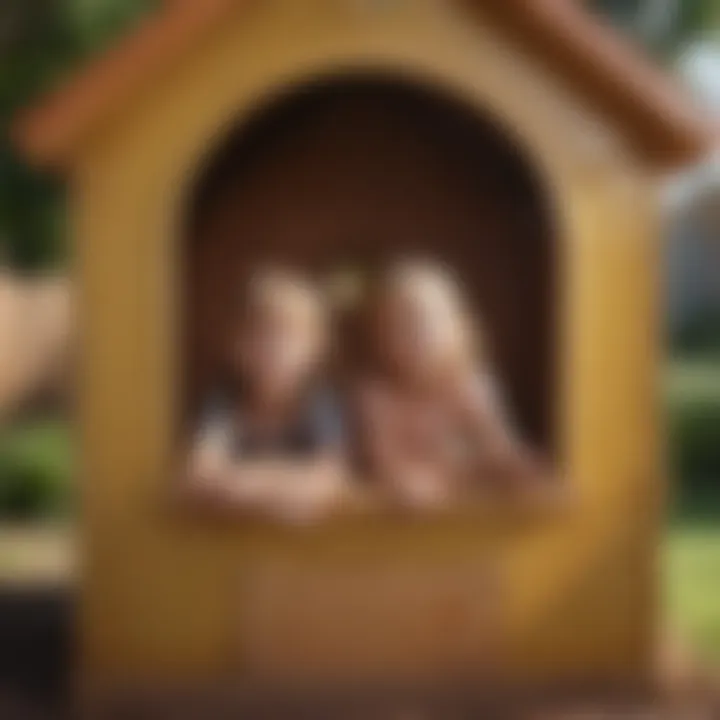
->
[372, 452, 452, 510]
[213, 457, 349, 521]
[227, 458, 342, 492]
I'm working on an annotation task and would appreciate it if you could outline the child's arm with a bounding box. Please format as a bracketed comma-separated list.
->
[218, 391, 351, 523]
[461, 375, 549, 493]
[222, 454, 348, 522]
[358, 384, 452, 511]
[184, 385, 362, 522]
[183, 394, 276, 511]
[184, 410, 235, 504]
[188, 442, 348, 522]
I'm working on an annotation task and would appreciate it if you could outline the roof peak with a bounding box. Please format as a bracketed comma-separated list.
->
[13, 0, 717, 170]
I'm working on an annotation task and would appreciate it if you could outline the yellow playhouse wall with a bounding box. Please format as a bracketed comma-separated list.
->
[71, 0, 663, 695]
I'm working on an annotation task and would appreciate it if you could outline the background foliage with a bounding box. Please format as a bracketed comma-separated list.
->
[591, 0, 720, 56]
[0, 0, 156, 270]
[0, 420, 71, 519]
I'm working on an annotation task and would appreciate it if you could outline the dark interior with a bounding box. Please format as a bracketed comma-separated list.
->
[185, 75, 557, 453]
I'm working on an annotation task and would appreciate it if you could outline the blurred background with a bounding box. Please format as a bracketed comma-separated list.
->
[0, 0, 717, 713]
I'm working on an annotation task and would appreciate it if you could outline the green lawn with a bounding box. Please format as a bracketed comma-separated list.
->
[665, 358, 720, 665]
[0, 419, 73, 520]
[666, 360, 720, 404]
[666, 526, 720, 664]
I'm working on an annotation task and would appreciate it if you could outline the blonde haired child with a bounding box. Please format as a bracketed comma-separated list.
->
[357, 259, 546, 510]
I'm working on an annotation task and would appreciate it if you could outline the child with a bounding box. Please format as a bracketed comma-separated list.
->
[356, 260, 547, 511]
[185, 267, 348, 524]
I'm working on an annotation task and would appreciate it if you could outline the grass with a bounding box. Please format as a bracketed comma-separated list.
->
[666, 525, 720, 665]
[666, 360, 720, 404]
[0, 419, 71, 470]
[665, 357, 720, 665]
[0, 419, 73, 520]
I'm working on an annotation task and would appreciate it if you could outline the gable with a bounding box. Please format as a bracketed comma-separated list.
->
[13, 0, 717, 170]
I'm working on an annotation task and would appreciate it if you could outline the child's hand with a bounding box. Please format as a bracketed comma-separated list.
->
[483, 445, 556, 502]
[183, 445, 231, 506]
[391, 465, 454, 512]
[261, 462, 347, 526]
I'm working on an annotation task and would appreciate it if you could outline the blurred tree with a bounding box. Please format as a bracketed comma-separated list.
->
[591, 0, 720, 58]
[0, 0, 156, 270]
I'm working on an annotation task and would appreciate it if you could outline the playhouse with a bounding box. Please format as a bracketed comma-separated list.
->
[15, 0, 716, 711]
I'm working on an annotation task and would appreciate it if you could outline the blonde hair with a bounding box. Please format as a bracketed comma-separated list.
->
[373, 259, 484, 372]
[242, 267, 329, 349]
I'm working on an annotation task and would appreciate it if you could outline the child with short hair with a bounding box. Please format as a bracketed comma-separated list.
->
[185, 267, 348, 523]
